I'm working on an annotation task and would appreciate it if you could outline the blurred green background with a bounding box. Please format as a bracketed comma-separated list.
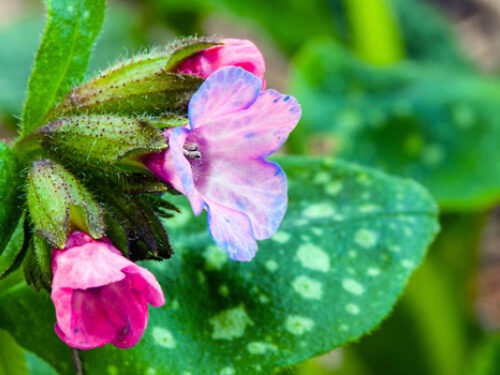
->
[2, 0, 500, 374]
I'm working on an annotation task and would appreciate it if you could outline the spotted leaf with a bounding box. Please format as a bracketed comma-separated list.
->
[0, 157, 438, 374]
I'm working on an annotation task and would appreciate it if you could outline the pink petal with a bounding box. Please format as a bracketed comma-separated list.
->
[188, 67, 262, 129]
[52, 241, 132, 290]
[205, 199, 258, 261]
[197, 89, 301, 159]
[100, 278, 149, 349]
[123, 265, 166, 307]
[146, 127, 205, 215]
[176, 38, 265, 83]
[193, 157, 288, 241]
[54, 288, 116, 350]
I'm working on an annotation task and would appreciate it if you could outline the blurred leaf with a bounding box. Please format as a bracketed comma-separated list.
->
[150, 0, 337, 54]
[1, 157, 438, 374]
[343, 0, 404, 65]
[469, 335, 500, 375]
[290, 40, 500, 210]
[0, 7, 142, 122]
[388, 0, 470, 67]
[24, 352, 58, 375]
[0, 329, 29, 375]
[21, 0, 106, 135]
[0, 143, 21, 253]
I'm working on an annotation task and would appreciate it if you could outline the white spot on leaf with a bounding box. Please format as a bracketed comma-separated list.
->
[302, 203, 336, 219]
[209, 305, 253, 340]
[293, 276, 323, 299]
[272, 231, 291, 243]
[285, 315, 315, 335]
[247, 341, 278, 355]
[342, 279, 365, 295]
[204, 245, 228, 270]
[346, 304, 360, 315]
[354, 229, 378, 248]
[152, 327, 176, 349]
[265, 260, 279, 272]
[297, 244, 330, 272]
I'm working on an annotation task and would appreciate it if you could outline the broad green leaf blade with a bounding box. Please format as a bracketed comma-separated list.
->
[21, 0, 105, 135]
[0, 157, 438, 374]
[0, 329, 29, 375]
[290, 40, 500, 211]
[1, 157, 437, 373]
[0, 143, 21, 253]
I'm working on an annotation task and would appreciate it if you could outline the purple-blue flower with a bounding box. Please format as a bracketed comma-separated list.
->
[147, 67, 301, 261]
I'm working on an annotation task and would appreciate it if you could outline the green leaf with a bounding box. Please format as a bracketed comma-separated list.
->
[28, 115, 167, 172]
[0, 157, 439, 374]
[388, 0, 470, 67]
[0, 213, 27, 280]
[290, 40, 500, 210]
[26, 159, 104, 248]
[0, 143, 21, 253]
[0, 273, 74, 375]
[469, 335, 500, 375]
[21, 0, 105, 135]
[0, 329, 29, 375]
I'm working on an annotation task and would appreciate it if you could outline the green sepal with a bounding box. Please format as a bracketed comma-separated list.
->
[0, 213, 28, 280]
[103, 213, 129, 256]
[164, 37, 222, 71]
[23, 233, 53, 291]
[146, 113, 189, 130]
[104, 194, 173, 260]
[26, 159, 104, 248]
[41, 37, 220, 122]
[28, 115, 167, 173]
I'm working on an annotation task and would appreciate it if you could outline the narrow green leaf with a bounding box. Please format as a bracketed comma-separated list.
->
[26, 159, 104, 248]
[22, 0, 105, 135]
[0, 143, 21, 253]
[0, 213, 27, 280]
[0, 157, 439, 374]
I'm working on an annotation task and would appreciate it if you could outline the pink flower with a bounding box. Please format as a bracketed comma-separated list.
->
[51, 232, 165, 350]
[175, 38, 266, 86]
[147, 67, 301, 261]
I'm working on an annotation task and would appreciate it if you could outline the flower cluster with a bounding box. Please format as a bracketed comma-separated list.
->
[20, 38, 301, 349]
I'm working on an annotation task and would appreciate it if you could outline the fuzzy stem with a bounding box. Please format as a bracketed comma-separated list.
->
[71, 348, 84, 375]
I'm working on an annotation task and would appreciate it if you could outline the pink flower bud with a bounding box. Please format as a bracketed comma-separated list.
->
[175, 38, 266, 86]
[51, 232, 165, 350]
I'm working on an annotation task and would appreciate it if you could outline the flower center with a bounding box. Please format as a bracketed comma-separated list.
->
[183, 142, 202, 159]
